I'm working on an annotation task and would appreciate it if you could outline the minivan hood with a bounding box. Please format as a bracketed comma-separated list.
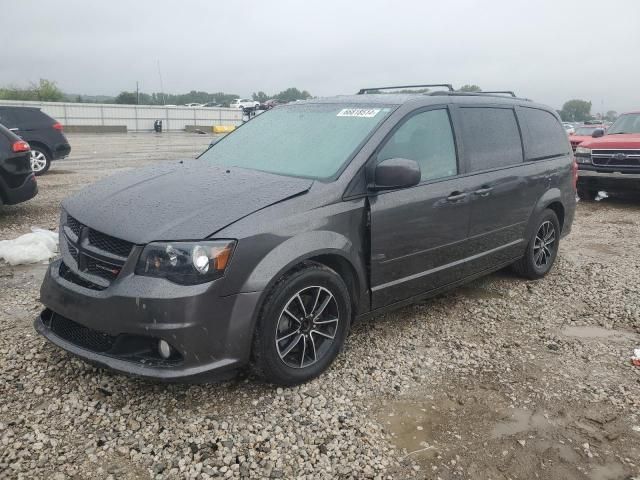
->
[580, 133, 640, 149]
[62, 161, 313, 244]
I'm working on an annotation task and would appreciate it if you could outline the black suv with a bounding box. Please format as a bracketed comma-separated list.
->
[0, 123, 37, 205]
[36, 85, 576, 385]
[0, 106, 71, 175]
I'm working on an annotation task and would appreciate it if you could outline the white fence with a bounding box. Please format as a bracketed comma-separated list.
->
[0, 99, 243, 132]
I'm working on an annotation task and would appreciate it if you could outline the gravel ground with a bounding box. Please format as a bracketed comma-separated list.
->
[1, 133, 639, 479]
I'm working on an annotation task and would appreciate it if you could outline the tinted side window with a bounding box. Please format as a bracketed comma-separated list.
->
[459, 107, 523, 171]
[518, 107, 570, 160]
[378, 109, 457, 182]
[13, 109, 49, 127]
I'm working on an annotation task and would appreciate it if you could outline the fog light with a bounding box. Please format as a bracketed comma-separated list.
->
[158, 339, 172, 359]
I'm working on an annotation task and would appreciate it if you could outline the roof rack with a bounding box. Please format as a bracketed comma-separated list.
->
[428, 91, 530, 101]
[478, 91, 516, 97]
[357, 84, 454, 95]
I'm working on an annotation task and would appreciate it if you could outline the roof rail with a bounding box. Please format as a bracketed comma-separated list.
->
[357, 84, 454, 94]
[478, 91, 516, 97]
[428, 91, 530, 101]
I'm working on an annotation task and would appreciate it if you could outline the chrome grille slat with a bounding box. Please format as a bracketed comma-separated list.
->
[591, 149, 640, 168]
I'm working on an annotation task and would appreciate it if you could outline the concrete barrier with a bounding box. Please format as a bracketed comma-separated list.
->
[64, 125, 127, 133]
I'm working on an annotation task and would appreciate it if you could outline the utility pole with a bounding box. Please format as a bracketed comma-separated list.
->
[157, 60, 165, 105]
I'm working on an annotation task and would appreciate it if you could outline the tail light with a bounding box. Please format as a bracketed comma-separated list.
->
[52, 122, 63, 131]
[12, 140, 30, 153]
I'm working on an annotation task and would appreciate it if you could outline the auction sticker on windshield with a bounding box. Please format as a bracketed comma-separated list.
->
[337, 108, 381, 118]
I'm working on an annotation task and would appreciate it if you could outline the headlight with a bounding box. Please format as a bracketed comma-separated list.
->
[575, 146, 591, 155]
[135, 240, 235, 285]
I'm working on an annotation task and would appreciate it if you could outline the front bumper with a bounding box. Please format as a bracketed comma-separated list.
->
[36, 258, 262, 381]
[578, 168, 640, 193]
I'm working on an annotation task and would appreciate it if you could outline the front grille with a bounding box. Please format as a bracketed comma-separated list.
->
[50, 313, 116, 352]
[86, 257, 120, 282]
[88, 230, 134, 258]
[62, 214, 135, 290]
[59, 261, 106, 291]
[67, 215, 82, 237]
[592, 149, 640, 168]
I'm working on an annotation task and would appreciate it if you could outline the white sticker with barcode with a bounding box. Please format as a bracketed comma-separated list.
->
[337, 108, 381, 118]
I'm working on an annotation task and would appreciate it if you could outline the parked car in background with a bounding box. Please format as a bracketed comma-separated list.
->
[230, 99, 260, 109]
[575, 111, 640, 199]
[563, 123, 576, 135]
[202, 102, 222, 108]
[0, 123, 37, 205]
[569, 124, 606, 151]
[35, 86, 575, 385]
[0, 106, 71, 175]
[260, 99, 285, 110]
[184, 103, 203, 107]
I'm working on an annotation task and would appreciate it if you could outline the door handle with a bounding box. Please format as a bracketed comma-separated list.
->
[447, 191, 467, 202]
[473, 186, 493, 196]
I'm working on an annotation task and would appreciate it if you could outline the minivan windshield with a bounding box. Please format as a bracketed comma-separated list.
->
[199, 103, 393, 179]
[607, 113, 640, 135]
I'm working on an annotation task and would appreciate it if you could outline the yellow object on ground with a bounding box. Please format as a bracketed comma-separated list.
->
[213, 125, 236, 134]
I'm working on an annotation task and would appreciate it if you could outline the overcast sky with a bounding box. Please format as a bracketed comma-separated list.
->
[2, 0, 639, 113]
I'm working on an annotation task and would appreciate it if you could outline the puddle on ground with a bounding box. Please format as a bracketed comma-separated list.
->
[582, 243, 620, 256]
[561, 326, 639, 343]
[491, 409, 551, 438]
[377, 400, 437, 455]
[589, 462, 628, 480]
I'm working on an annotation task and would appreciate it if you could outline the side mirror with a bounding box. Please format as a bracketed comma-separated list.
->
[592, 128, 605, 138]
[371, 158, 421, 191]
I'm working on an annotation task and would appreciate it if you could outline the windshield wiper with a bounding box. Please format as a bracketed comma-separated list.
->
[608, 132, 631, 135]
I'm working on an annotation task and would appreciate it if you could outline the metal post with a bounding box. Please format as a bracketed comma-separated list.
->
[100, 105, 104, 126]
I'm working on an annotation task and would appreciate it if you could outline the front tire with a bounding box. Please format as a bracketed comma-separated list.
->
[512, 209, 560, 280]
[252, 263, 351, 386]
[30, 148, 51, 175]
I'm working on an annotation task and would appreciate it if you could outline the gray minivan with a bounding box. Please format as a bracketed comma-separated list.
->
[36, 85, 576, 385]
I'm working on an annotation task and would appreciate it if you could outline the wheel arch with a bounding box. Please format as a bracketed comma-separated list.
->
[525, 188, 565, 240]
[240, 231, 369, 325]
[26, 141, 52, 159]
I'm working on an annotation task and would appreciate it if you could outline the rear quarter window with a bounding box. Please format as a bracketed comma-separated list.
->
[6, 108, 52, 128]
[458, 107, 523, 171]
[518, 107, 570, 160]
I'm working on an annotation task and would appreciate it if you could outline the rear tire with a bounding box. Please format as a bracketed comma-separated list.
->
[251, 263, 351, 386]
[512, 209, 560, 280]
[30, 147, 51, 176]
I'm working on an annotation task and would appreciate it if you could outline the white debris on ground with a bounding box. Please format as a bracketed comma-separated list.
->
[595, 190, 609, 201]
[0, 227, 58, 266]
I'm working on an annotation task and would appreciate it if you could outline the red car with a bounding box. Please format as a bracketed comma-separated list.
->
[569, 124, 606, 152]
[575, 111, 640, 199]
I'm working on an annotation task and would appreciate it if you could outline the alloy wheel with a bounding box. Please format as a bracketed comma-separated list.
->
[275, 286, 340, 369]
[533, 221, 556, 268]
[30, 150, 48, 173]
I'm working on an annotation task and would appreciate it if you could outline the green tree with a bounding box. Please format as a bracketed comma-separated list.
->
[114, 91, 138, 104]
[252, 91, 269, 103]
[458, 84, 482, 92]
[273, 87, 311, 103]
[605, 110, 618, 122]
[560, 100, 592, 122]
[32, 79, 64, 101]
